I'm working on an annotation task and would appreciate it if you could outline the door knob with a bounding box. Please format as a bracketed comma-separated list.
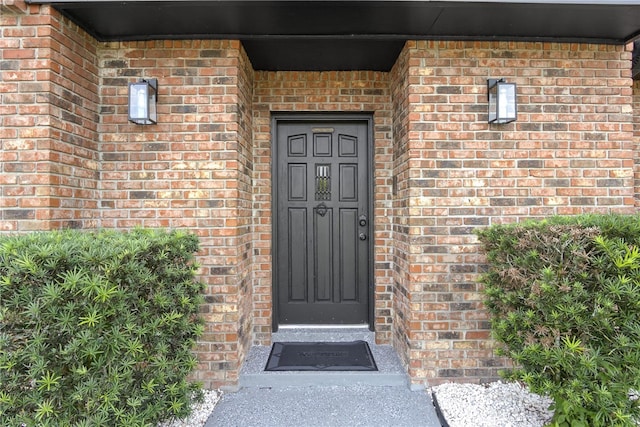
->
[359, 233, 367, 241]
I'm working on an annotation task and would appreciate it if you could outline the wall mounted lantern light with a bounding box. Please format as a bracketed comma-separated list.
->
[128, 78, 158, 125]
[487, 78, 517, 124]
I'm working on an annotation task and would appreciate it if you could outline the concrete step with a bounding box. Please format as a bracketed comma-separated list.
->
[239, 328, 409, 389]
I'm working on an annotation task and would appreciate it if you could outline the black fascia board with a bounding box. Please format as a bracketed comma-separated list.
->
[22, 0, 640, 71]
[36, 1, 640, 42]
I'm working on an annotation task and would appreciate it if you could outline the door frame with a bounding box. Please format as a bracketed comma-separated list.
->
[271, 112, 375, 332]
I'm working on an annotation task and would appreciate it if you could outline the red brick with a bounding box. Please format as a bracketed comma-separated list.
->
[1, 10, 637, 390]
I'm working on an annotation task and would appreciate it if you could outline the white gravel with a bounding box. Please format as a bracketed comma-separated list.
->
[157, 389, 222, 427]
[431, 381, 554, 427]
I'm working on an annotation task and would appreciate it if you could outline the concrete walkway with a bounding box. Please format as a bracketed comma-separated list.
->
[204, 328, 443, 427]
[204, 384, 442, 427]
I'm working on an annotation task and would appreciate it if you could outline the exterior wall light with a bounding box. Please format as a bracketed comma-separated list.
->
[487, 78, 516, 124]
[128, 78, 158, 125]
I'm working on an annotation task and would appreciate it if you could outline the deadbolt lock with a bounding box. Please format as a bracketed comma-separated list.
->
[359, 214, 367, 227]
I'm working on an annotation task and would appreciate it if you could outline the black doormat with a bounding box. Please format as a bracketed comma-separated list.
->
[265, 341, 378, 371]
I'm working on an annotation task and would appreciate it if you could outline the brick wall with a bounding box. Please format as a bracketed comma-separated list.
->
[634, 78, 640, 207]
[401, 40, 635, 386]
[251, 71, 395, 345]
[0, 3, 100, 232]
[99, 39, 254, 388]
[389, 44, 413, 370]
[2, 2, 639, 390]
[235, 44, 255, 380]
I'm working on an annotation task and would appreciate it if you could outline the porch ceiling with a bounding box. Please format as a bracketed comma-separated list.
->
[29, 0, 640, 71]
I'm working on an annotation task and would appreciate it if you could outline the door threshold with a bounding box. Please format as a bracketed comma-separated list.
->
[272, 325, 375, 345]
[278, 324, 370, 330]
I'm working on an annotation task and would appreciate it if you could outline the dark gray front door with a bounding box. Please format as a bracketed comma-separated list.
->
[274, 116, 371, 326]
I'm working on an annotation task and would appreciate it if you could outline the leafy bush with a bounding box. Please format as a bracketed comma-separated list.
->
[477, 215, 640, 427]
[0, 229, 205, 426]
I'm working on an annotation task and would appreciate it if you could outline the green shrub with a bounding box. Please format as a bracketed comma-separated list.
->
[0, 229, 205, 426]
[477, 214, 640, 427]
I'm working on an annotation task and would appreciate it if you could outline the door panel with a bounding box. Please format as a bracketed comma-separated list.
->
[340, 165, 358, 201]
[340, 209, 358, 301]
[275, 118, 370, 325]
[288, 164, 307, 200]
[288, 208, 307, 302]
[314, 207, 333, 302]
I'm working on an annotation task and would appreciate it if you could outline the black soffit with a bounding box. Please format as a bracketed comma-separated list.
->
[26, 0, 640, 71]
